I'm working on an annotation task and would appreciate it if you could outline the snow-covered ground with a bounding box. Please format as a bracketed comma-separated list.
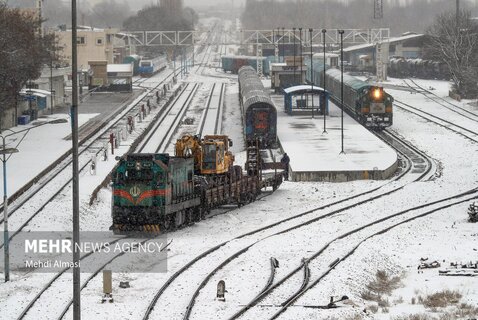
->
[1, 20, 478, 320]
[0, 113, 96, 199]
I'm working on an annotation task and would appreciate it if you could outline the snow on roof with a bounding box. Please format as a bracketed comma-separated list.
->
[19, 88, 51, 96]
[107, 64, 133, 73]
[222, 55, 266, 60]
[342, 33, 424, 53]
[283, 85, 327, 94]
[313, 53, 339, 58]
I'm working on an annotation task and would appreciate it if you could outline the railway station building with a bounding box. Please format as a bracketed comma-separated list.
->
[55, 26, 137, 69]
[270, 57, 307, 92]
[341, 33, 425, 73]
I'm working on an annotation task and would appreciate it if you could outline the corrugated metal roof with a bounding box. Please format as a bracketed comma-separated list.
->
[341, 33, 424, 53]
[19, 88, 51, 96]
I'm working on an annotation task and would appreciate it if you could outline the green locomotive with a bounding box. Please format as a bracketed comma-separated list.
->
[112, 154, 201, 233]
[307, 61, 394, 129]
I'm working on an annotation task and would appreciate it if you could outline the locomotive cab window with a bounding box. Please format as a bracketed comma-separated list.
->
[203, 144, 217, 170]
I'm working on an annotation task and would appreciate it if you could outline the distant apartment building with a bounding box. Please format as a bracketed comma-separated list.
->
[160, 0, 183, 14]
[55, 27, 136, 71]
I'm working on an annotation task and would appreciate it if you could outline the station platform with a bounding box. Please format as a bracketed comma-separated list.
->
[271, 95, 398, 182]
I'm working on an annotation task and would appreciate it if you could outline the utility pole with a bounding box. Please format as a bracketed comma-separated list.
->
[50, 57, 54, 115]
[309, 28, 314, 119]
[71, 0, 81, 319]
[374, 0, 383, 20]
[339, 30, 345, 155]
[36, 0, 44, 37]
[293, 27, 296, 84]
[322, 29, 327, 134]
[281, 27, 285, 62]
[456, 0, 460, 30]
[457, 0, 460, 21]
[299, 28, 303, 84]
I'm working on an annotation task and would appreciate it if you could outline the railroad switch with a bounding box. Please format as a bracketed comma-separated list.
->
[101, 270, 114, 303]
[141, 104, 146, 118]
[90, 154, 97, 175]
[127, 116, 135, 133]
[123, 123, 129, 140]
[103, 142, 109, 161]
[109, 132, 115, 155]
[115, 130, 121, 148]
[216, 280, 227, 302]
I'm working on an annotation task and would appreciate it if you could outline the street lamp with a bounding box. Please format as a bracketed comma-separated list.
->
[293, 27, 296, 84]
[71, 0, 81, 317]
[276, 27, 280, 62]
[281, 27, 285, 62]
[1, 118, 68, 282]
[339, 29, 345, 155]
[322, 29, 327, 134]
[309, 28, 314, 119]
[0, 145, 17, 283]
[26, 81, 34, 120]
[299, 28, 303, 84]
[50, 56, 54, 115]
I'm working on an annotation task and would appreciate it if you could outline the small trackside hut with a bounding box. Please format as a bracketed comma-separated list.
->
[283, 85, 330, 116]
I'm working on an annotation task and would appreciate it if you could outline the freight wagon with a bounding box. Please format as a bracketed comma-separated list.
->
[238, 66, 277, 148]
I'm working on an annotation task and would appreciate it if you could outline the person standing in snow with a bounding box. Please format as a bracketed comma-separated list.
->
[281, 153, 290, 181]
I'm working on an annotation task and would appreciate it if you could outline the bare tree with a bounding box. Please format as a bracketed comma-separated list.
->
[123, 4, 195, 31]
[425, 10, 478, 98]
[0, 1, 55, 128]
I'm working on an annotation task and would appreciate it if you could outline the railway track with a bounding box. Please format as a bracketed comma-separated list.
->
[136, 83, 199, 153]
[170, 86, 476, 319]
[196, 83, 225, 136]
[15, 75, 195, 320]
[0, 70, 178, 224]
[0, 72, 180, 252]
[140, 131, 435, 320]
[404, 79, 478, 121]
[376, 129, 435, 182]
[195, 22, 222, 75]
[237, 188, 478, 320]
[394, 99, 478, 143]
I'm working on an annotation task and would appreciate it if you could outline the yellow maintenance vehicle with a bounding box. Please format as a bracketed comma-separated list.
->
[175, 134, 235, 176]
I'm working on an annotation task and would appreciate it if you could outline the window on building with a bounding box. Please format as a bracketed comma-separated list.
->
[403, 51, 420, 59]
[96, 38, 103, 45]
[77, 36, 86, 45]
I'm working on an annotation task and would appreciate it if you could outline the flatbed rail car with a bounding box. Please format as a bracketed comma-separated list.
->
[111, 153, 282, 234]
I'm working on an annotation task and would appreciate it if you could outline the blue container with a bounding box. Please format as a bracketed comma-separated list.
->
[18, 115, 30, 125]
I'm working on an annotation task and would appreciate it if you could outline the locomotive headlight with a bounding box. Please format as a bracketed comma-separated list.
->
[135, 161, 141, 171]
[373, 88, 382, 100]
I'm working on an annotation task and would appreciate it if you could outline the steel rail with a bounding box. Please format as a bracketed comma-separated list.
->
[155, 134, 433, 320]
